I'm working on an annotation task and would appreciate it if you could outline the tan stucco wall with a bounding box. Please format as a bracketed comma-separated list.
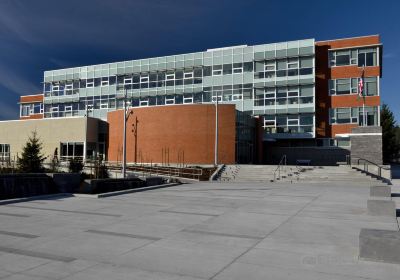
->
[0, 117, 97, 161]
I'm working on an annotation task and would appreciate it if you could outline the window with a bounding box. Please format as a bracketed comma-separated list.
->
[299, 57, 313, 75]
[330, 106, 378, 125]
[183, 94, 193, 104]
[330, 78, 360, 95]
[0, 144, 10, 161]
[139, 100, 149, 106]
[223, 64, 232, 75]
[21, 104, 32, 116]
[365, 77, 378, 96]
[65, 83, 73, 95]
[123, 77, 133, 85]
[140, 76, 149, 83]
[101, 79, 109, 87]
[60, 142, 84, 160]
[335, 50, 350, 66]
[86, 79, 94, 88]
[166, 73, 175, 81]
[165, 95, 175, 105]
[100, 102, 108, 109]
[212, 65, 222, 76]
[233, 63, 243, 74]
[232, 93, 242, 100]
[358, 48, 377, 67]
[336, 137, 350, 147]
[212, 95, 222, 102]
[184, 71, 193, 79]
[336, 79, 351, 95]
[276, 59, 286, 77]
[330, 47, 378, 67]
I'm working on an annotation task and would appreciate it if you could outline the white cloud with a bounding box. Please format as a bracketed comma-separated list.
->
[0, 65, 40, 95]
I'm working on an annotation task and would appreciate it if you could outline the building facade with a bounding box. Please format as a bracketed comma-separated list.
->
[0, 35, 382, 165]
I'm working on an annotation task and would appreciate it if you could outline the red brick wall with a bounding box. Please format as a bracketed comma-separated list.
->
[107, 104, 236, 164]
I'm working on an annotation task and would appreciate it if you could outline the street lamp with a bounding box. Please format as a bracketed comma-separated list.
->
[214, 93, 219, 166]
[122, 89, 132, 178]
[84, 105, 93, 163]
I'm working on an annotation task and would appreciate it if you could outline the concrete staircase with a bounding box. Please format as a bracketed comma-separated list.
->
[217, 164, 302, 183]
[216, 164, 386, 184]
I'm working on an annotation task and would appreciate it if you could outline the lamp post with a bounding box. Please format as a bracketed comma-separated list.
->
[214, 93, 219, 166]
[84, 105, 93, 163]
[122, 89, 131, 178]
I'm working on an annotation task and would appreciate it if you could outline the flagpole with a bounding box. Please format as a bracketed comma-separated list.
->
[363, 65, 366, 126]
[361, 65, 366, 126]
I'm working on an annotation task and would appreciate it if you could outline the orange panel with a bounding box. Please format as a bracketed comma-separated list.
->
[20, 94, 43, 103]
[331, 124, 359, 137]
[331, 66, 380, 79]
[107, 104, 236, 165]
[331, 96, 380, 108]
[315, 35, 380, 48]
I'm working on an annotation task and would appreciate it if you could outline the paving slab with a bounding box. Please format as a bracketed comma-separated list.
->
[0, 178, 399, 279]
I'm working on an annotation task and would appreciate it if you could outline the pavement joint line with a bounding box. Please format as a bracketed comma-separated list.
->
[5, 205, 122, 217]
[0, 230, 39, 239]
[209, 192, 322, 280]
[0, 246, 76, 263]
[182, 229, 262, 240]
[0, 212, 30, 218]
[85, 229, 161, 241]
[159, 210, 220, 217]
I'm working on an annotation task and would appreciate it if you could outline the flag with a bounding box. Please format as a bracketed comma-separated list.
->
[358, 67, 365, 101]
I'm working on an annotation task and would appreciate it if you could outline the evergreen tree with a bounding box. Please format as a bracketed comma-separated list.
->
[381, 104, 400, 163]
[17, 131, 46, 173]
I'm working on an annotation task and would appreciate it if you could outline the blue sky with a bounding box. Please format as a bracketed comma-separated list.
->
[0, 0, 399, 121]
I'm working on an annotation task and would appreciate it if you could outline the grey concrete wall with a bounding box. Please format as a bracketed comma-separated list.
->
[351, 126, 382, 165]
[269, 147, 349, 165]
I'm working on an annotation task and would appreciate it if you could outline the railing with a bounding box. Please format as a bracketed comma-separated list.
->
[273, 155, 287, 182]
[107, 163, 204, 181]
[348, 156, 392, 183]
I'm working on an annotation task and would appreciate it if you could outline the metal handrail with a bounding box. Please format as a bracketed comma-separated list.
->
[273, 155, 287, 182]
[350, 156, 391, 182]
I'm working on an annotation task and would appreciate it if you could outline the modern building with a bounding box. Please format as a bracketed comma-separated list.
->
[0, 35, 383, 165]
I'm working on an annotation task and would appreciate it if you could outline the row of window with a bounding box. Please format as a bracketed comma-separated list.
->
[263, 114, 314, 134]
[20, 103, 43, 117]
[254, 57, 313, 79]
[60, 142, 84, 159]
[329, 47, 378, 67]
[44, 58, 314, 96]
[329, 106, 379, 126]
[254, 85, 314, 106]
[329, 77, 378, 96]
[43, 90, 252, 116]
[0, 144, 10, 161]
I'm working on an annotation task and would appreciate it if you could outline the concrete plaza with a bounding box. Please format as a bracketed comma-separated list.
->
[0, 180, 399, 279]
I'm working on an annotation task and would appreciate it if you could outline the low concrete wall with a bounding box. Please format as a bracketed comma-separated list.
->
[0, 174, 57, 200]
[370, 186, 391, 197]
[80, 178, 146, 194]
[360, 229, 400, 264]
[367, 199, 396, 216]
[47, 173, 81, 193]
